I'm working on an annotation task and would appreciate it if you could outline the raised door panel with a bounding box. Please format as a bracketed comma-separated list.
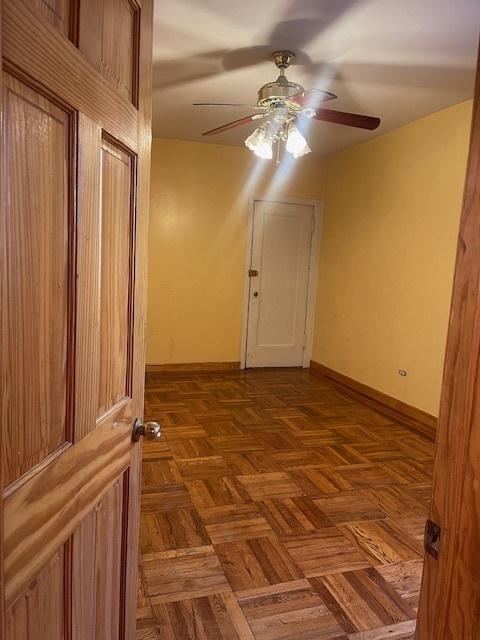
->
[78, 0, 139, 104]
[72, 479, 125, 639]
[98, 138, 134, 417]
[5, 547, 67, 640]
[28, 0, 73, 37]
[1, 72, 73, 489]
[257, 211, 309, 346]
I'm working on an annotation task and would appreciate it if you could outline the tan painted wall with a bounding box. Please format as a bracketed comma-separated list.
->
[147, 138, 325, 365]
[312, 101, 473, 416]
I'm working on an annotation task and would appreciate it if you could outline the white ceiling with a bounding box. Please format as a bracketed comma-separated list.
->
[152, 0, 480, 156]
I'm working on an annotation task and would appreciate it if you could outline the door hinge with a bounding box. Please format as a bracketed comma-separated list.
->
[311, 214, 315, 235]
[248, 269, 259, 277]
[302, 333, 307, 350]
[424, 519, 441, 559]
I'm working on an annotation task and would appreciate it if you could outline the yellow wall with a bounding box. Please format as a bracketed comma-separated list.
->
[312, 101, 473, 416]
[147, 139, 325, 364]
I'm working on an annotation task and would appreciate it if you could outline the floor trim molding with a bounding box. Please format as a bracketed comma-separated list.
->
[310, 360, 437, 439]
[145, 361, 241, 373]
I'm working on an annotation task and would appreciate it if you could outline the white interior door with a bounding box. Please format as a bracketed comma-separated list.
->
[246, 200, 315, 367]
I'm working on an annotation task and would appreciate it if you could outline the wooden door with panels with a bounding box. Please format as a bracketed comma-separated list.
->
[0, 0, 153, 638]
[416, 43, 480, 640]
[246, 199, 317, 368]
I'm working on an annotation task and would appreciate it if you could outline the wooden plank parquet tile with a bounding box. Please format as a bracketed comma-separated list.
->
[176, 455, 235, 480]
[210, 435, 265, 453]
[347, 619, 416, 639]
[162, 425, 209, 440]
[313, 445, 371, 466]
[340, 520, 423, 565]
[185, 476, 250, 509]
[199, 504, 274, 543]
[168, 437, 216, 459]
[334, 464, 399, 489]
[143, 546, 230, 603]
[289, 466, 349, 496]
[310, 567, 416, 633]
[368, 486, 428, 518]
[237, 472, 305, 501]
[140, 508, 210, 553]
[138, 368, 434, 639]
[215, 537, 303, 590]
[142, 459, 183, 490]
[313, 491, 387, 524]
[225, 452, 282, 475]
[348, 442, 404, 463]
[391, 515, 427, 543]
[270, 449, 324, 469]
[141, 485, 194, 512]
[281, 528, 371, 577]
[201, 419, 244, 436]
[151, 592, 255, 640]
[258, 496, 333, 535]
[237, 580, 348, 640]
[376, 559, 424, 611]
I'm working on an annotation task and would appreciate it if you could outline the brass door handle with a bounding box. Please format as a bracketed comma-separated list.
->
[132, 418, 161, 442]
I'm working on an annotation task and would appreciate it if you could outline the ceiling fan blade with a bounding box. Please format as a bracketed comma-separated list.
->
[291, 88, 337, 106]
[202, 114, 263, 136]
[194, 102, 262, 108]
[311, 108, 380, 130]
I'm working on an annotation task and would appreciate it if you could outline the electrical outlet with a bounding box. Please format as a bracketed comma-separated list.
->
[399, 369, 407, 377]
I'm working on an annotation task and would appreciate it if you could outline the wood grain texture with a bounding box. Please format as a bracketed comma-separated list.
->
[123, 2, 154, 634]
[74, 114, 102, 441]
[311, 568, 415, 633]
[416, 43, 480, 640]
[97, 138, 134, 416]
[310, 361, 437, 438]
[3, 0, 139, 151]
[0, 8, 4, 635]
[78, 0, 139, 103]
[1, 0, 153, 637]
[72, 479, 125, 639]
[143, 546, 231, 603]
[138, 368, 429, 638]
[4, 407, 131, 607]
[5, 547, 66, 640]
[349, 620, 416, 639]
[151, 592, 255, 640]
[1, 72, 72, 488]
[237, 580, 346, 640]
[28, 0, 73, 37]
[215, 536, 303, 590]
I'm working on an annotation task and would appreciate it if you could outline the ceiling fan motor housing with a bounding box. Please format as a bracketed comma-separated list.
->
[257, 76, 304, 110]
[256, 50, 304, 110]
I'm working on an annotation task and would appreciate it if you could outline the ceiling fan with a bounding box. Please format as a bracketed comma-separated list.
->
[194, 51, 380, 162]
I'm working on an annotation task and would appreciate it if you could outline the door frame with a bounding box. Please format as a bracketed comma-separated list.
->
[240, 196, 323, 369]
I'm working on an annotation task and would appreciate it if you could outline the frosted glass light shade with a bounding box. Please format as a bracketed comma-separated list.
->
[286, 123, 311, 158]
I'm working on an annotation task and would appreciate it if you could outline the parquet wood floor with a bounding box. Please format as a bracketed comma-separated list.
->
[137, 368, 432, 640]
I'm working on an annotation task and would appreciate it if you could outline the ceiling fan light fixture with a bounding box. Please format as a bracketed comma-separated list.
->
[245, 126, 265, 151]
[286, 123, 311, 158]
[245, 126, 273, 159]
[254, 138, 273, 160]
